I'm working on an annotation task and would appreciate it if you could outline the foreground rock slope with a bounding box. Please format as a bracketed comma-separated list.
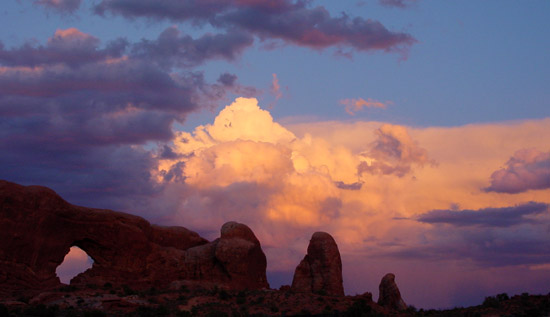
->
[0, 180, 268, 297]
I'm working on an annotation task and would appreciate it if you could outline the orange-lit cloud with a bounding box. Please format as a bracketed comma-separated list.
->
[358, 123, 434, 177]
[339, 97, 390, 115]
[154, 98, 550, 306]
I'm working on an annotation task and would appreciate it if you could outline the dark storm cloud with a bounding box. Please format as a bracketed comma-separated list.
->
[383, 234, 550, 268]
[93, 0, 416, 54]
[417, 202, 549, 227]
[0, 141, 159, 212]
[33, 0, 82, 12]
[377, 202, 550, 268]
[131, 27, 254, 69]
[0, 28, 249, 211]
[0, 28, 251, 146]
[0, 29, 127, 68]
[217, 73, 238, 87]
[484, 148, 550, 194]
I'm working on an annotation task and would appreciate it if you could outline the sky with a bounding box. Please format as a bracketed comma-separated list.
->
[1, 0, 550, 309]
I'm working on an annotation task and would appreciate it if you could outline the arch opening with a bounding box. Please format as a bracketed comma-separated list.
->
[55, 246, 94, 284]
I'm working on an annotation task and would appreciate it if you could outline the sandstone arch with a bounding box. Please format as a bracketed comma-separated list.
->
[0, 180, 268, 298]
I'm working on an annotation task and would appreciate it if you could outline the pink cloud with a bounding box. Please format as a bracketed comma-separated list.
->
[339, 98, 390, 115]
[485, 148, 550, 193]
[271, 73, 282, 100]
[358, 123, 434, 177]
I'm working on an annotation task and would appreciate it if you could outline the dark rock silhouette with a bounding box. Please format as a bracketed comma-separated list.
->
[0, 180, 268, 297]
[291, 231, 344, 296]
[377, 273, 407, 311]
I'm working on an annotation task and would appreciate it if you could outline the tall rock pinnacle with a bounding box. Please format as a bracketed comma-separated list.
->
[291, 232, 344, 296]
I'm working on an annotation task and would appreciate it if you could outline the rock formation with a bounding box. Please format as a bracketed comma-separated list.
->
[0, 180, 268, 298]
[377, 273, 407, 311]
[291, 232, 344, 296]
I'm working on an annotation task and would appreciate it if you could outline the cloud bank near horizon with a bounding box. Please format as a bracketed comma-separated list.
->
[11, 96, 550, 308]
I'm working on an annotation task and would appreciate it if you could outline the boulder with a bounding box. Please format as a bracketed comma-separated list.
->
[291, 232, 344, 296]
[377, 273, 407, 311]
[0, 180, 268, 298]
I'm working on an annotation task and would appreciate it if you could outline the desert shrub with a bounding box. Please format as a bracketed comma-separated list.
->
[496, 293, 509, 302]
[344, 298, 372, 317]
[482, 296, 499, 308]
[407, 305, 418, 313]
[205, 311, 228, 317]
[122, 285, 136, 296]
[102, 282, 112, 289]
[210, 286, 219, 296]
[0, 304, 9, 317]
[58, 285, 78, 292]
[236, 291, 246, 305]
[176, 310, 192, 317]
[270, 304, 279, 313]
[144, 287, 158, 296]
[218, 289, 230, 300]
[236, 297, 246, 305]
[134, 305, 169, 317]
[83, 310, 106, 317]
[22, 304, 58, 317]
[299, 308, 312, 316]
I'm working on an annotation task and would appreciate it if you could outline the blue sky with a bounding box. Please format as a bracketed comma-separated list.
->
[3, 0, 548, 128]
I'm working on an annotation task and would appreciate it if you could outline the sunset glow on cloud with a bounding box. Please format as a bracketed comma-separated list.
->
[151, 97, 550, 307]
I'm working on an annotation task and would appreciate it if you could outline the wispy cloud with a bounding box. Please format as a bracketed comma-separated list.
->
[417, 202, 549, 227]
[271, 73, 282, 101]
[339, 98, 390, 115]
[33, 0, 82, 13]
[379, 0, 418, 9]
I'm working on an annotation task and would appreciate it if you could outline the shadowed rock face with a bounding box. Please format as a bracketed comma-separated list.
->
[291, 232, 344, 296]
[378, 273, 407, 311]
[0, 180, 268, 297]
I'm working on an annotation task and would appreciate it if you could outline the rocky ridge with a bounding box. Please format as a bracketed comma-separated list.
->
[0, 180, 413, 315]
[0, 180, 268, 298]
